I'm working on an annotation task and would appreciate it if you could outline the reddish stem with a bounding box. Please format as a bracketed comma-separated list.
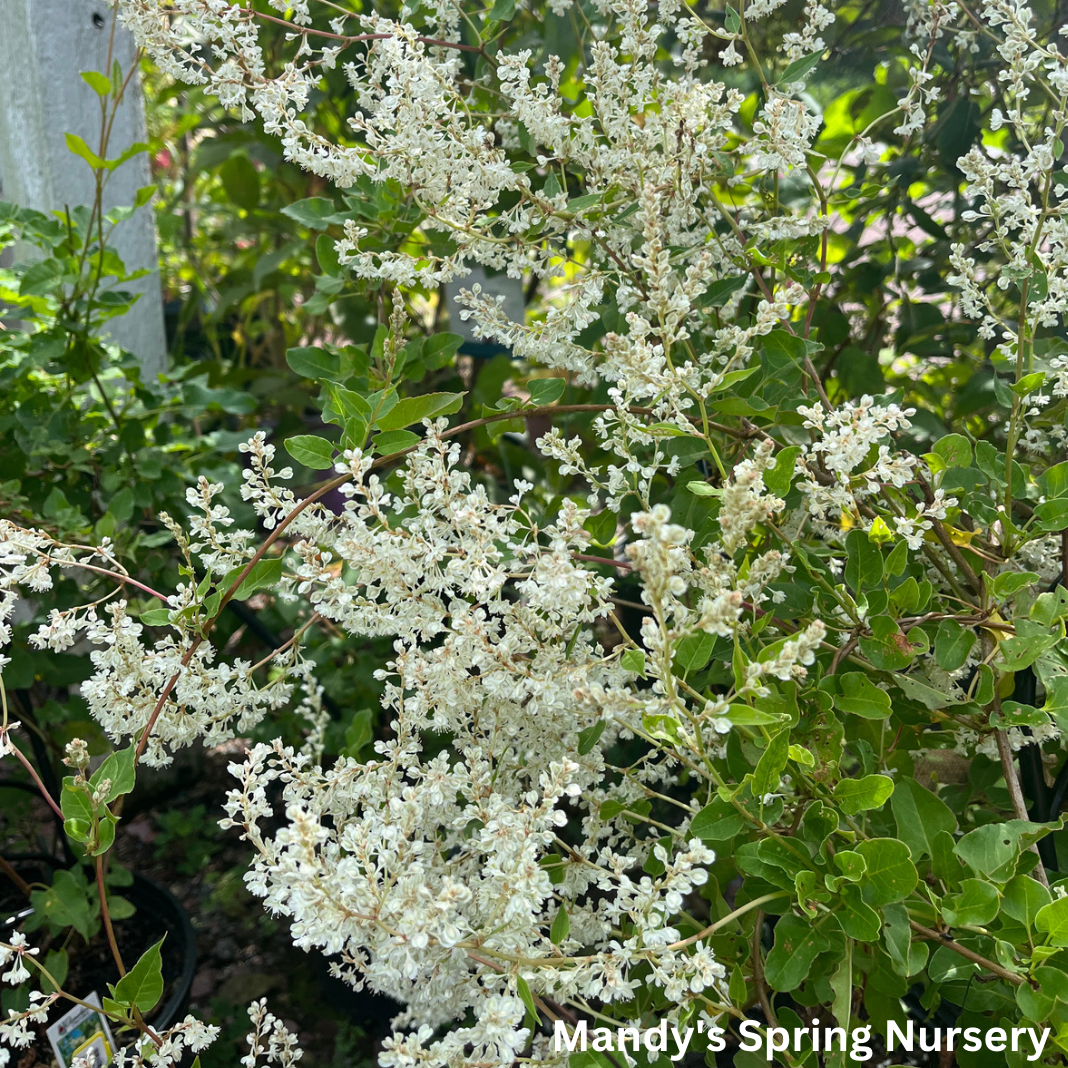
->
[96, 854, 126, 977]
[8, 743, 64, 822]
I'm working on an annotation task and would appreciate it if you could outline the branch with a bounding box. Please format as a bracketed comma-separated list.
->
[909, 920, 1025, 986]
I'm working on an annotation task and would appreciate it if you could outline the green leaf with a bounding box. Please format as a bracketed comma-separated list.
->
[81, 71, 112, 96]
[90, 747, 136, 803]
[764, 914, 830, 991]
[343, 709, 373, 756]
[112, 938, 165, 1014]
[892, 671, 953, 711]
[620, 648, 646, 677]
[372, 429, 422, 456]
[31, 870, 93, 941]
[489, 0, 515, 19]
[830, 941, 852, 1026]
[954, 820, 1058, 883]
[934, 619, 975, 671]
[220, 156, 261, 213]
[568, 193, 603, 213]
[41, 948, 69, 994]
[856, 838, 917, 905]
[515, 974, 538, 1032]
[583, 510, 617, 546]
[752, 729, 790, 799]
[316, 232, 340, 275]
[569, 1054, 615, 1068]
[285, 435, 335, 470]
[61, 777, 95, 827]
[834, 673, 891, 719]
[778, 51, 824, 85]
[1002, 874, 1052, 927]
[105, 142, 149, 172]
[933, 433, 972, 469]
[696, 274, 747, 309]
[286, 346, 342, 381]
[882, 902, 923, 977]
[1036, 896, 1068, 946]
[831, 850, 867, 883]
[577, 720, 607, 755]
[527, 378, 566, 406]
[1011, 370, 1046, 397]
[690, 797, 745, 841]
[422, 332, 463, 369]
[226, 558, 283, 601]
[992, 571, 1039, 598]
[1040, 461, 1068, 500]
[999, 620, 1062, 672]
[890, 779, 956, 860]
[108, 894, 136, 921]
[65, 133, 105, 170]
[1033, 499, 1068, 531]
[845, 529, 883, 591]
[674, 632, 716, 674]
[550, 907, 570, 945]
[326, 384, 373, 446]
[837, 884, 881, 941]
[833, 774, 894, 815]
[764, 446, 802, 498]
[942, 878, 1001, 926]
[376, 392, 465, 431]
[280, 197, 342, 230]
[140, 608, 172, 627]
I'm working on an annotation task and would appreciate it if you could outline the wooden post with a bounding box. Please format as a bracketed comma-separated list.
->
[0, 0, 167, 377]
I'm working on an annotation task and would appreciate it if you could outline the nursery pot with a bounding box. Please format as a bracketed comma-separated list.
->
[1, 864, 197, 1034]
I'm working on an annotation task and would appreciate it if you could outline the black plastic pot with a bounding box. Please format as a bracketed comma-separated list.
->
[0, 866, 196, 1033]
[125, 872, 197, 1030]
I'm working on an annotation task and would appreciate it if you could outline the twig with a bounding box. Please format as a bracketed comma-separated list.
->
[7, 742, 64, 823]
[908, 921, 1025, 985]
[752, 909, 777, 1025]
[96, 854, 126, 978]
[668, 891, 788, 950]
[994, 726, 1050, 888]
[0, 852, 32, 899]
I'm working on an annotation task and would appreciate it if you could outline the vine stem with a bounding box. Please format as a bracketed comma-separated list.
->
[0, 852, 32, 898]
[32, 556, 170, 603]
[7, 742, 64, 822]
[667, 891, 788, 950]
[238, 6, 484, 51]
[752, 909, 777, 1025]
[96, 853, 127, 978]
[908, 921, 1025, 986]
[994, 726, 1050, 889]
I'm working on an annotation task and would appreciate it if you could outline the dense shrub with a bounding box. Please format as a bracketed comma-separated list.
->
[4, 0, 1068, 1065]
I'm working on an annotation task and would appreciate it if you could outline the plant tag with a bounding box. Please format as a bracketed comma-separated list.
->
[46, 992, 116, 1068]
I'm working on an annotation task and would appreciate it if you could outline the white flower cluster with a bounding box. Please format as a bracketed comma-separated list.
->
[0, 933, 51, 1064]
[0, 521, 303, 766]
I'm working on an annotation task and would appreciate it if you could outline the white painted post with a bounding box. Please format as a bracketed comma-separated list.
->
[444, 266, 526, 356]
[0, 0, 167, 377]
